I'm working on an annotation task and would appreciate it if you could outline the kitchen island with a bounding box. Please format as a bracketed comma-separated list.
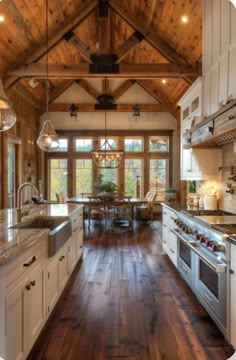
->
[0, 203, 83, 360]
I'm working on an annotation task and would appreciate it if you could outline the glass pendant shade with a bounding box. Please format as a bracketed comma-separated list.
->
[0, 78, 17, 131]
[37, 119, 59, 152]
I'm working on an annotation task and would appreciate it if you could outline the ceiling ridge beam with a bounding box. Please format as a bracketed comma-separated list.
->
[109, 0, 188, 64]
[8, 63, 199, 78]
[4, 0, 98, 89]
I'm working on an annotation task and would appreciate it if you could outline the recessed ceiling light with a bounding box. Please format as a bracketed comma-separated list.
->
[162, 79, 167, 84]
[181, 15, 189, 23]
[0, 15, 5, 22]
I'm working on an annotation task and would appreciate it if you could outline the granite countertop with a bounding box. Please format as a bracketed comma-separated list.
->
[161, 202, 188, 212]
[0, 203, 82, 266]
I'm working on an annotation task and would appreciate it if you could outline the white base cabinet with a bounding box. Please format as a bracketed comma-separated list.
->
[162, 205, 178, 267]
[0, 206, 84, 360]
[230, 243, 236, 348]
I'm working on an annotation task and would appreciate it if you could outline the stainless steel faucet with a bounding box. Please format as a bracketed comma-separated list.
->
[16, 182, 39, 222]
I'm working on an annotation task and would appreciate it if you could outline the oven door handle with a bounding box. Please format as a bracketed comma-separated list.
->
[172, 229, 226, 273]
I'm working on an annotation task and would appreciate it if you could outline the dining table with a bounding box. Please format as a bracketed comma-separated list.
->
[67, 196, 148, 226]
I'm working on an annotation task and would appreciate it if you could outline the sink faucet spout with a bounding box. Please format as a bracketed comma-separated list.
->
[17, 182, 39, 222]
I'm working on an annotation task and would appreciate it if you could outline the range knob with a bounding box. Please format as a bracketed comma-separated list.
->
[199, 235, 206, 243]
[212, 244, 225, 253]
[196, 233, 203, 241]
[206, 239, 213, 247]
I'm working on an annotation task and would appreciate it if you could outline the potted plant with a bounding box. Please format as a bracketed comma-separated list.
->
[93, 174, 118, 198]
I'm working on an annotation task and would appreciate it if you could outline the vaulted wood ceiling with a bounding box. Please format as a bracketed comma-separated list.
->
[0, 0, 202, 113]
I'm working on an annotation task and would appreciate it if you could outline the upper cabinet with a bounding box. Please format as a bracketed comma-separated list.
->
[203, 0, 236, 116]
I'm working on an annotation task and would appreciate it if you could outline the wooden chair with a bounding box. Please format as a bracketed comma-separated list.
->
[112, 196, 132, 228]
[87, 195, 106, 227]
[135, 191, 157, 221]
[55, 192, 68, 204]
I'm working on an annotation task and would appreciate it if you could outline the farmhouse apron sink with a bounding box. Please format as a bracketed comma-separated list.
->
[10, 216, 72, 256]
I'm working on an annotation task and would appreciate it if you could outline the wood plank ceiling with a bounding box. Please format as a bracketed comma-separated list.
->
[0, 0, 202, 114]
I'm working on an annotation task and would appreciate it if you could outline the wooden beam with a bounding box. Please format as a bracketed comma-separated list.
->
[109, 0, 187, 64]
[98, 1, 111, 53]
[48, 103, 174, 112]
[4, 0, 98, 89]
[76, 79, 99, 100]
[8, 63, 199, 79]
[115, 31, 144, 63]
[112, 80, 135, 100]
[65, 32, 93, 63]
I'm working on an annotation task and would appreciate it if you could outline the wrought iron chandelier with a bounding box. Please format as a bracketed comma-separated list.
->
[91, 86, 123, 168]
[37, 0, 59, 152]
[69, 103, 78, 121]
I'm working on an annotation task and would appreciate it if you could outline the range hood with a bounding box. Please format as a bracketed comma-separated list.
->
[183, 100, 236, 148]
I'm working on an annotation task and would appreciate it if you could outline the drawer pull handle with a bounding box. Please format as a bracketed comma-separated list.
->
[23, 256, 36, 267]
[31, 280, 36, 286]
[73, 227, 78, 233]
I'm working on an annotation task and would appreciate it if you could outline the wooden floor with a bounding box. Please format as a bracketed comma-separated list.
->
[28, 219, 234, 360]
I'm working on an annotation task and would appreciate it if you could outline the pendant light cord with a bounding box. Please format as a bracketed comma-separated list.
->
[45, 0, 49, 114]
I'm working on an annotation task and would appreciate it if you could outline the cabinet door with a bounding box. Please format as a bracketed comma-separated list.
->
[76, 230, 83, 260]
[228, 43, 236, 100]
[212, 0, 221, 65]
[169, 232, 178, 267]
[6, 275, 28, 360]
[47, 257, 59, 315]
[230, 2, 236, 45]
[68, 235, 77, 274]
[210, 63, 219, 114]
[218, 53, 229, 106]
[28, 262, 46, 349]
[58, 248, 68, 291]
[203, 71, 211, 116]
[230, 244, 236, 348]
[181, 149, 200, 180]
[221, 0, 230, 55]
[203, 0, 212, 73]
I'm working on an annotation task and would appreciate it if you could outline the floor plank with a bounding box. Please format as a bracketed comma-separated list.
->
[27, 220, 235, 360]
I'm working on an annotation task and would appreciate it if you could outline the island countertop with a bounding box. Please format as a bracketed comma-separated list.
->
[0, 203, 82, 266]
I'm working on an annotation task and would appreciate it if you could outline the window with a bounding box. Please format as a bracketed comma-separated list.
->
[49, 159, 68, 201]
[100, 138, 117, 148]
[149, 136, 169, 152]
[57, 138, 68, 151]
[149, 159, 168, 191]
[99, 168, 117, 185]
[124, 138, 142, 151]
[125, 159, 142, 197]
[75, 159, 92, 196]
[75, 138, 92, 152]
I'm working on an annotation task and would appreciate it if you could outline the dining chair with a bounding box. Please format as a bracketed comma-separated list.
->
[87, 195, 106, 227]
[112, 196, 132, 228]
[135, 191, 157, 221]
[55, 192, 68, 204]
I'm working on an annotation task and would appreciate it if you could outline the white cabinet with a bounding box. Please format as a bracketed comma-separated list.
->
[5, 238, 47, 360]
[162, 205, 178, 267]
[210, 63, 219, 114]
[203, 71, 211, 117]
[70, 207, 83, 261]
[220, 0, 230, 55]
[219, 53, 229, 106]
[203, 0, 212, 73]
[212, 0, 221, 65]
[228, 43, 236, 101]
[230, 243, 236, 348]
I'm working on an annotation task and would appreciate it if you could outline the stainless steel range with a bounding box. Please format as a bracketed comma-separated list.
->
[172, 211, 230, 337]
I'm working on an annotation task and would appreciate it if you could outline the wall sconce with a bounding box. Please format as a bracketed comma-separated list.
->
[69, 103, 78, 121]
[133, 104, 140, 121]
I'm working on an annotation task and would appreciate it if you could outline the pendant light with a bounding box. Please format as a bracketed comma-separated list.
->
[91, 80, 123, 168]
[37, 0, 59, 152]
[0, 78, 17, 132]
[132, 104, 140, 121]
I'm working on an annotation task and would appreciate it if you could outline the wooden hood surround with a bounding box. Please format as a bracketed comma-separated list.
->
[0, 0, 202, 115]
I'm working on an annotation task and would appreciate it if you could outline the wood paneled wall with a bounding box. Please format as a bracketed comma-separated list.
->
[0, 89, 40, 209]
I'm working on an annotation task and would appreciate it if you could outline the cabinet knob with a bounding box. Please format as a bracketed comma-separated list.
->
[31, 280, 36, 286]
[26, 284, 31, 291]
[230, 269, 234, 275]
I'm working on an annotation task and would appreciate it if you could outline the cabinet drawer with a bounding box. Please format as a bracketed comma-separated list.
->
[5, 237, 47, 287]
[71, 209, 83, 231]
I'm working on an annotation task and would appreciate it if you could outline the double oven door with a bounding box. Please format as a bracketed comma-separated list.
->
[177, 236, 227, 329]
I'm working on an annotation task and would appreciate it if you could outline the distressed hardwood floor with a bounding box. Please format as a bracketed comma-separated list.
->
[28, 220, 234, 360]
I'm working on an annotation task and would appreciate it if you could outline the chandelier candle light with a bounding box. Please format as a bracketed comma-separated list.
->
[37, 0, 59, 152]
[91, 86, 123, 168]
